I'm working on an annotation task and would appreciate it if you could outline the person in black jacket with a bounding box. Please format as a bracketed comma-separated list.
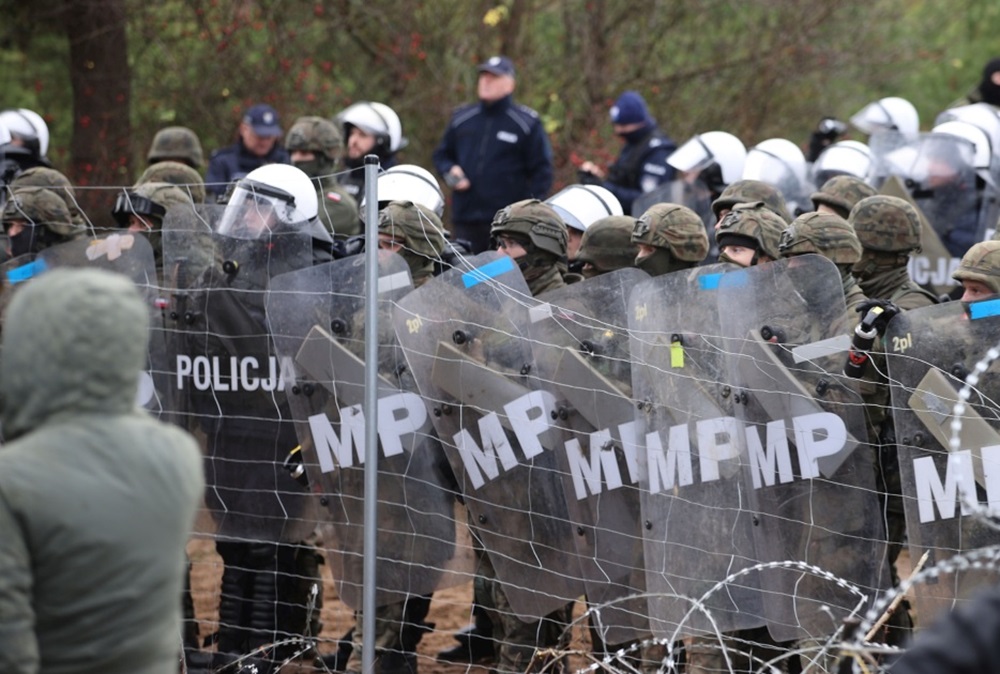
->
[432, 56, 554, 253]
[205, 103, 290, 201]
[579, 90, 677, 215]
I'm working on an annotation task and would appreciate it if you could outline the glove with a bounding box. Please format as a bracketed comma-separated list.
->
[856, 299, 901, 338]
[807, 116, 848, 162]
[576, 168, 603, 186]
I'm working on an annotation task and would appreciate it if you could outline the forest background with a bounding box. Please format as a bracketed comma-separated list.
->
[2, 0, 998, 224]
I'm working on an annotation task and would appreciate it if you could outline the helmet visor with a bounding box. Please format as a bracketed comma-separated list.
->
[216, 178, 300, 239]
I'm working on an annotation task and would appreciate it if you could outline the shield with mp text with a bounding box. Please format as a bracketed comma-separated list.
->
[394, 251, 588, 621]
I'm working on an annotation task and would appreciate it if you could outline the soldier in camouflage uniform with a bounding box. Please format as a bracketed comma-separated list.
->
[778, 211, 867, 312]
[9, 166, 87, 227]
[112, 182, 195, 264]
[850, 195, 938, 309]
[714, 200, 785, 268]
[811, 175, 877, 220]
[574, 214, 639, 277]
[136, 160, 207, 204]
[341, 200, 450, 674]
[146, 126, 204, 170]
[953, 239, 1000, 301]
[631, 202, 709, 275]
[285, 116, 360, 238]
[490, 198, 572, 296]
[2, 186, 82, 259]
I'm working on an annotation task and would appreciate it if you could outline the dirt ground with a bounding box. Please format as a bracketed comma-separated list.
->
[188, 538, 595, 674]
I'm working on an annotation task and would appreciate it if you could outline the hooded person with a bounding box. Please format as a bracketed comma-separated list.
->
[631, 202, 709, 276]
[0, 267, 203, 674]
[578, 90, 677, 214]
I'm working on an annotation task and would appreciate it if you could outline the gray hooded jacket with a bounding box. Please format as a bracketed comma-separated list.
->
[0, 268, 204, 674]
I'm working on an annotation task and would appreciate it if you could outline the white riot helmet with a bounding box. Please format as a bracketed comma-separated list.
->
[217, 163, 325, 239]
[935, 103, 1000, 162]
[0, 119, 10, 146]
[337, 101, 406, 154]
[0, 108, 49, 157]
[850, 96, 919, 139]
[811, 140, 873, 186]
[545, 184, 623, 233]
[931, 119, 997, 186]
[365, 164, 444, 216]
[743, 138, 808, 189]
[667, 131, 747, 193]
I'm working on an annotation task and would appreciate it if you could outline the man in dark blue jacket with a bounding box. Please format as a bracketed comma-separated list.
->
[433, 56, 554, 253]
[579, 90, 677, 215]
[205, 103, 290, 201]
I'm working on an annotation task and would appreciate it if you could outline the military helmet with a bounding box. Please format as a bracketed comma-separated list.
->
[633, 203, 710, 262]
[849, 195, 922, 253]
[714, 201, 785, 260]
[2, 186, 76, 237]
[377, 200, 447, 263]
[811, 175, 877, 219]
[778, 212, 862, 265]
[136, 160, 207, 203]
[9, 166, 81, 218]
[490, 199, 568, 259]
[147, 126, 204, 169]
[576, 215, 639, 271]
[112, 182, 193, 229]
[711, 179, 792, 223]
[953, 240, 1000, 295]
[285, 116, 343, 161]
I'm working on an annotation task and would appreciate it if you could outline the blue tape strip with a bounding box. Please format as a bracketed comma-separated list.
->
[698, 273, 722, 290]
[462, 256, 516, 288]
[969, 298, 1000, 320]
[6, 259, 47, 284]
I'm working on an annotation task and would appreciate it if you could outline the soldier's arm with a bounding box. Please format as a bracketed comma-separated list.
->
[0, 491, 39, 674]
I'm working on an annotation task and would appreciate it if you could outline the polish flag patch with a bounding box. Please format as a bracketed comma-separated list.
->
[325, 192, 342, 202]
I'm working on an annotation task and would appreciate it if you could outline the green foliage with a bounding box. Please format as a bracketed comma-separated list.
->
[3, 0, 1000, 192]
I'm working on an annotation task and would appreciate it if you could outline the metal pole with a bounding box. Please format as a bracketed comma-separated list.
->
[361, 154, 380, 674]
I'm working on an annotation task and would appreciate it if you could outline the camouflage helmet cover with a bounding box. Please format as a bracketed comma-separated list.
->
[490, 198, 568, 259]
[714, 201, 786, 260]
[848, 194, 922, 253]
[136, 160, 207, 203]
[778, 211, 862, 265]
[953, 240, 1000, 295]
[810, 175, 877, 218]
[632, 202, 709, 262]
[147, 126, 204, 169]
[378, 200, 448, 263]
[133, 181, 194, 223]
[2, 186, 76, 237]
[711, 179, 793, 223]
[576, 215, 640, 270]
[285, 115, 343, 160]
[8, 167, 81, 219]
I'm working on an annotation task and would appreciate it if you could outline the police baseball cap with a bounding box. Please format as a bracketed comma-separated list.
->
[243, 103, 282, 138]
[477, 55, 515, 79]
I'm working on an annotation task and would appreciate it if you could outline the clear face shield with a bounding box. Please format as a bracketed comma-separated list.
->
[885, 134, 975, 194]
[216, 178, 304, 239]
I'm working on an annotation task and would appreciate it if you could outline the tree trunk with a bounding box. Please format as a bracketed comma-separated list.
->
[62, 0, 131, 227]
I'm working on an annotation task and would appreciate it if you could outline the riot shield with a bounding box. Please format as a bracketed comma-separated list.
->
[393, 251, 587, 621]
[37, 234, 165, 414]
[717, 254, 887, 642]
[527, 267, 649, 644]
[880, 132, 980, 259]
[629, 263, 766, 640]
[885, 301, 1000, 625]
[162, 203, 319, 542]
[265, 252, 467, 608]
